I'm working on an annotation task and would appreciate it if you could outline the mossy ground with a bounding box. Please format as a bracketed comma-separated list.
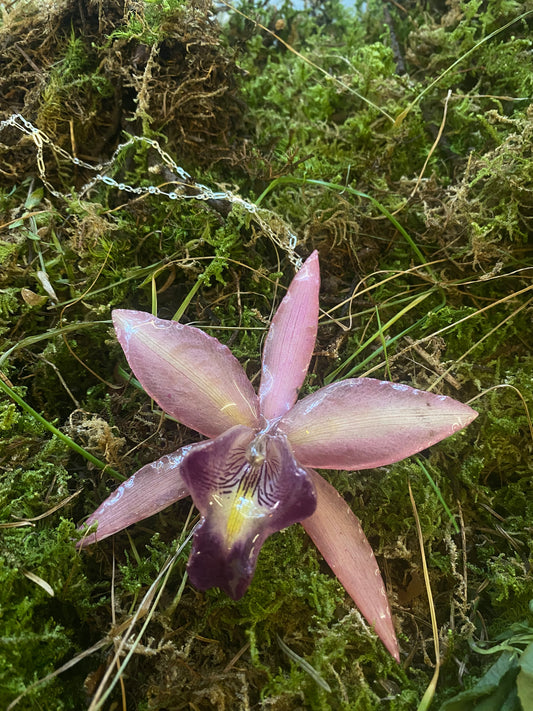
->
[0, 0, 532, 709]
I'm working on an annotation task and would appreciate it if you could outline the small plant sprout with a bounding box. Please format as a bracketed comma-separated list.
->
[78, 251, 477, 660]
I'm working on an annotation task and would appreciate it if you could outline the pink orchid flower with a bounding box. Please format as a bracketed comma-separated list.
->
[79, 251, 477, 660]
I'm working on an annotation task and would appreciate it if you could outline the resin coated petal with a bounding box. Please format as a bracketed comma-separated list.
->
[279, 378, 478, 470]
[181, 425, 317, 599]
[259, 251, 320, 420]
[301, 470, 399, 660]
[113, 310, 260, 438]
[78, 449, 192, 546]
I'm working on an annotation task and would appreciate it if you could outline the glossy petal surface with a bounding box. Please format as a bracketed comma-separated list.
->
[259, 251, 320, 420]
[301, 470, 399, 660]
[279, 378, 478, 470]
[181, 425, 317, 599]
[78, 449, 192, 546]
[113, 310, 260, 438]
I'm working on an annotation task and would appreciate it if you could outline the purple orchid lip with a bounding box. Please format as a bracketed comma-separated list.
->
[181, 424, 316, 600]
[79, 250, 478, 661]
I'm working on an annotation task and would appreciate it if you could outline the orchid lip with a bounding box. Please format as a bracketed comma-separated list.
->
[180, 424, 317, 599]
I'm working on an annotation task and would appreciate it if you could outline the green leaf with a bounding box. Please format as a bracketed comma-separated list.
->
[517, 643, 533, 710]
[439, 651, 520, 711]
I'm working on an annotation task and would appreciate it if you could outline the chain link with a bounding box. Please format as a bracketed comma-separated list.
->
[0, 113, 301, 268]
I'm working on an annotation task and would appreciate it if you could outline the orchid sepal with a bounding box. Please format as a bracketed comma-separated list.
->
[301, 469, 399, 661]
[279, 377, 478, 470]
[78, 449, 192, 547]
[259, 250, 320, 420]
[112, 310, 260, 439]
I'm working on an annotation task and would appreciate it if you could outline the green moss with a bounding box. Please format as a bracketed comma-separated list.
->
[0, 395, 94, 708]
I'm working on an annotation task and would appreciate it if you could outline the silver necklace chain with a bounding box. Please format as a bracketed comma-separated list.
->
[1, 113, 301, 268]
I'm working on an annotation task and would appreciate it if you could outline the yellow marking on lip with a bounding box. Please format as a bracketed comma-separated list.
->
[224, 482, 265, 548]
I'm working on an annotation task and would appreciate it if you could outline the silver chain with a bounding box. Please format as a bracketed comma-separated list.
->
[0, 113, 301, 268]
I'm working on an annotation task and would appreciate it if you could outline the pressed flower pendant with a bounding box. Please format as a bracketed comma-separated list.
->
[79, 250, 477, 660]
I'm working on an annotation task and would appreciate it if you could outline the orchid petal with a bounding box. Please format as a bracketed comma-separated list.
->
[112, 310, 260, 438]
[301, 469, 399, 660]
[259, 251, 320, 420]
[181, 425, 317, 599]
[279, 378, 478, 470]
[77, 449, 191, 546]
